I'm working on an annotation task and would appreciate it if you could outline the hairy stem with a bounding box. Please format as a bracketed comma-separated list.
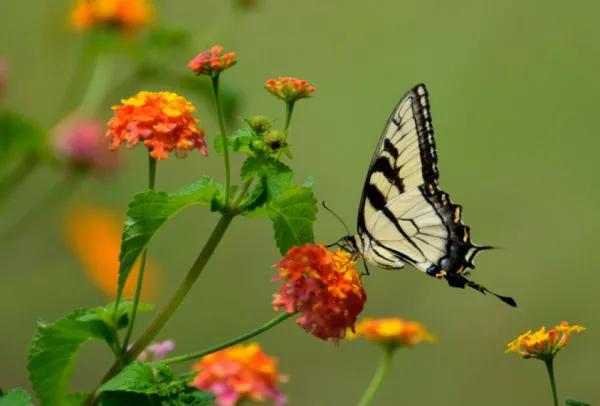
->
[211, 74, 231, 205]
[160, 312, 293, 366]
[358, 347, 395, 406]
[544, 359, 559, 406]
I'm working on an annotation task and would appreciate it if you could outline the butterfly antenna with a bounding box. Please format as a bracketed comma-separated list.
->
[322, 201, 351, 236]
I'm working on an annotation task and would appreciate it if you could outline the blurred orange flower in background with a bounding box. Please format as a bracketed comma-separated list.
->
[70, 0, 154, 32]
[191, 343, 287, 406]
[272, 244, 367, 341]
[506, 321, 585, 360]
[64, 205, 159, 299]
[350, 318, 436, 349]
[106, 91, 206, 160]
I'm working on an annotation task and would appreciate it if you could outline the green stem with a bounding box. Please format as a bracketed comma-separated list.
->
[544, 359, 559, 406]
[160, 312, 293, 366]
[284, 101, 295, 136]
[78, 56, 115, 115]
[211, 74, 231, 205]
[119, 156, 157, 355]
[0, 154, 39, 204]
[358, 347, 395, 406]
[94, 212, 235, 393]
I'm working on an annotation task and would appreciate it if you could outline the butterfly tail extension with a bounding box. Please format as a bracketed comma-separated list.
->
[446, 274, 517, 307]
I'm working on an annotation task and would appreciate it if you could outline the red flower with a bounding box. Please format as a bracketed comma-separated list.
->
[106, 91, 206, 160]
[191, 343, 287, 406]
[188, 45, 237, 76]
[54, 116, 119, 176]
[272, 244, 367, 341]
[264, 77, 316, 103]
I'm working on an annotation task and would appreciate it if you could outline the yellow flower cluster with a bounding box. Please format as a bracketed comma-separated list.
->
[506, 321, 585, 359]
[350, 317, 436, 349]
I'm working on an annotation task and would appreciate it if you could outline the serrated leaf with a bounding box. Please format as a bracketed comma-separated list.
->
[246, 184, 317, 254]
[117, 177, 218, 299]
[0, 111, 45, 166]
[0, 389, 33, 406]
[98, 362, 214, 405]
[28, 302, 150, 406]
[240, 157, 293, 203]
[214, 129, 255, 156]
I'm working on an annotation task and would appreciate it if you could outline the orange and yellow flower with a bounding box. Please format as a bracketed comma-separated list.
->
[191, 343, 287, 406]
[188, 45, 237, 76]
[70, 0, 154, 32]
[106, 91, 206, 160]
[64, 205, 159, 299]
[350, 318, 436, 349]
[506, 321, 585, 359]
[272, 244, 367, 341]
[264, 77, 316, 103]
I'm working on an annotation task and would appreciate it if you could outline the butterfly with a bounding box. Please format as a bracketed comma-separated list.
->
[335, 83, 516, 307]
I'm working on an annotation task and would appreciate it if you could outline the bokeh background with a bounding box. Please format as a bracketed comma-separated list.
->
[1, 0, 599, 404]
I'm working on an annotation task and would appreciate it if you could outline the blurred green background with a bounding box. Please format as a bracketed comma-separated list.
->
[1, 0, 599, 404]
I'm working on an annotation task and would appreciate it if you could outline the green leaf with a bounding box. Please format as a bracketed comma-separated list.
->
[117, 177, 219, 299]
[0, 389, 33, 406]
[246, 184, 317, 254]
[240, 157, 293, 203]
[213, 129, 256, 156]
[98, 362, 214, 405]
[566, 400, 591, 406]
[28, 302, 151, 406]
[0, 111, 46, 165]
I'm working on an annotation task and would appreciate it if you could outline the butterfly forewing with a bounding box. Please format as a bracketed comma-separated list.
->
[357, 84, 477, 277]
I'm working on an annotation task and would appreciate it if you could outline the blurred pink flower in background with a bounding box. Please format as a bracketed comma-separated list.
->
[137, 340, 175, 361]
[54, 116, 120, 176]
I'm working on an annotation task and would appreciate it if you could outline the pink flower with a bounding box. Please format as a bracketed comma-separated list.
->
[0, 58, 6, 101]
[54, 116, 119, 176]
[137, 340, 175, 362]
[188, 45, 237, 76]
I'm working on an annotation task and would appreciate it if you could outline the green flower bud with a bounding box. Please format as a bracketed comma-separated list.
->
[263, 130, 286, 151]
[244, 115, 272, 133]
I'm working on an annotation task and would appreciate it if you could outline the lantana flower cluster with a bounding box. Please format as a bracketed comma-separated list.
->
[191, 343, 287, 406]
[137, 340, 175, 362]
[264, 77, 316, 103]
[273, 244, 367, 341]
[188, 45, 237, 76]
[70, 0, 154, 32]
[506, 321, 585, 360]
[106, 91, 206, 160]
[351, 318, 436, 349]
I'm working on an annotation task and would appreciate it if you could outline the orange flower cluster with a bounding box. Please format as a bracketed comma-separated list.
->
[70, 0, 154, 32]
[272, 244, 367, 341]
[64, 205, 159, 299]
[351, 318, 436, 349]
[188, 45, 237, 76]
[191, 343, 287, 406]
[506, 321, 585, 360]
[264, 77, 316, 103]
[106, 91, 206, 160]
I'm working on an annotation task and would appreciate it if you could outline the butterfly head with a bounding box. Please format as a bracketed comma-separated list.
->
[335, 235, 364, 258]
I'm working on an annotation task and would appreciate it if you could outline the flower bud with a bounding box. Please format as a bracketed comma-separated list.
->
[244, 115, 271, 133]
[263, 130, 286, 151]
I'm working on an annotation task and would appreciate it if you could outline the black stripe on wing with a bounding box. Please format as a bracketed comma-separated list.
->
[358, 83, 439, 232]
[419, 183, 485, 277]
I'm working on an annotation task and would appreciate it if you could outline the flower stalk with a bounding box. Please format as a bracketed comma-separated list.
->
[544, 359, 559, 406]
[120, 155, 156, 354]
[210, 74, 231, 205]
[160, 312, 293, 366]
[358, 346, 394, 406]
